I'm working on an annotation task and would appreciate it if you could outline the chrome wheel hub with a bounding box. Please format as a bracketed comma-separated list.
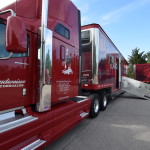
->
[94, 98, 99, 113]
[103, 96, 107, 107]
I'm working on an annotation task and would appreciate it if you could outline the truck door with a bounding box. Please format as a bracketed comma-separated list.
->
[0, 20, 30, 111]
[51, 23, 78, 102]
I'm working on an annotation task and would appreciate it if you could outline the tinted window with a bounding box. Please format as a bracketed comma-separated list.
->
[55, 24, 70, 40]
[81, 30, 90, 44]
[0, 21, 29, 58]
[0, 23, 9, 58]
[81, 30, 92, 52]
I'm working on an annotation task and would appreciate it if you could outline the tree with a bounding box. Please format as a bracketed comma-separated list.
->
[127, 48, 147, 78]
[45, 50, 51, 73]
[127, 65, 134, 79]
[146, 51, 150, 63]
[128, 48, 147, 65]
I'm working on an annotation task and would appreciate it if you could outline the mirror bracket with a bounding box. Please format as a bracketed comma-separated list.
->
[0, 9, 15, 16]
[0, 9, 15, 60]
[0, 52, 13, 60]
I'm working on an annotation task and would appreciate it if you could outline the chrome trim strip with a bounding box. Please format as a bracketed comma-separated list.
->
[92, 28, 100, 84]
[0, 52, 13, 60]
[0, 106, 24, 115]
[15, 62, 29, 65]
[0, 9, 16, 16]
[77, 99, 88, 103]
[80, 112, 89, 118]
[41, 0, 49, 29]
[0, 116, 38, 133]
[0, 108, 38, 133]
[21, 139, 46, 150]
[119, 56, 122, 89]
[79, 56, 81, 83]
[36, 0, 52, 112]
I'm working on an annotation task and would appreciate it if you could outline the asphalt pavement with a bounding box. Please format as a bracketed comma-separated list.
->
[44, 92, 150, 150]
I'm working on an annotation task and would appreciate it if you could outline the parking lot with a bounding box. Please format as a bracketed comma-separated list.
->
[44, 92, 150, 150]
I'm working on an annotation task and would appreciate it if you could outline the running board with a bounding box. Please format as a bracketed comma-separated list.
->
[70, 96, 88, 103]
[0, 108, 38, 133]
[21, 139, 46, 150]
[80, 112, 89, 118]
[121, 76, 150, 100]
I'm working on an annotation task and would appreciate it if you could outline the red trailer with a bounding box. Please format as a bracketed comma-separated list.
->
[81, 24, 128, 106]
[0, 0, 127, 149]
[134, 64, 150, 83]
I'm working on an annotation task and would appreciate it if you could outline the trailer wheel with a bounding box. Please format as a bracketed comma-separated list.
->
[89, 94, 100, 118]
[100, 91, 108, 111]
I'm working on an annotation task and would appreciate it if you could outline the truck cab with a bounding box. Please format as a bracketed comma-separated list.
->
[0, 0, 91, 149]
[0, 0, 80, 112]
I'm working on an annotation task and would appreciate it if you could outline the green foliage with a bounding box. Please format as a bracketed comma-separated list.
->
[146, 51, 150, 63]
[127, 65, 134, 79]
[128, 48, 147, 65]
[45, 50, 51, 73]
[127, 48, 147, 78]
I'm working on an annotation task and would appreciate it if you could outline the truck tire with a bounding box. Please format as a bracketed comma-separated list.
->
[89, 94, 100, 118]
[100, 91, 108, 111]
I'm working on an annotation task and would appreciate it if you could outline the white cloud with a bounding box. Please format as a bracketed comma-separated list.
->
[71, 0, 90, 25]
[100, 0, 150, 26]
[0, 0, 16, 9]
[80, 3, 89, 13]
[81, 16, 90, 25]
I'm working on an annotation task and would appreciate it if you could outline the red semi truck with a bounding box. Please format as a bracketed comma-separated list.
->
[0, 0, 127, 149]
[134, 64, 150, 83]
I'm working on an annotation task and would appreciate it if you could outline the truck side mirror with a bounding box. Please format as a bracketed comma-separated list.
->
[6, 16, 27, 53]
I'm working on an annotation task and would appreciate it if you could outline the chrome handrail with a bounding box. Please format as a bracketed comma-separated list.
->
[0, 9, 15, 16]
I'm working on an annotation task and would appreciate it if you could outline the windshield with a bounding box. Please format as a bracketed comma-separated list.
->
[0, 19, 28, 58]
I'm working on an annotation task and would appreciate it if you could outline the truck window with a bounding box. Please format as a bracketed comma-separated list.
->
[81, 30, 92, 52]
[0, 21, 29, 58]
[0, 23, 9, 58]
[81, 30, 90, 44]
[55, 24, 70, 40]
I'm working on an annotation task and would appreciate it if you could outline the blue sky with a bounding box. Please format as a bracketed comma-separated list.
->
[71, 0, 150, 60]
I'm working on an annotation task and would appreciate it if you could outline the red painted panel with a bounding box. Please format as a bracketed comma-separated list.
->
[51, 38, 79, 103]
[82, 84, 112, 90]
[52, 100, 90, 140]
[0, 57, 30, 111]
[134, 64, 150, 83]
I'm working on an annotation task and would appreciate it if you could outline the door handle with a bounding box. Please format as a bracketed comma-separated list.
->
[60, 45, 66, 61]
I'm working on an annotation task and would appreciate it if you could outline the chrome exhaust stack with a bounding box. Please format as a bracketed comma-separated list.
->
[36, 0, 53, 112]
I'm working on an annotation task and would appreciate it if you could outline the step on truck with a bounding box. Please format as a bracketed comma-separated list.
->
[0, 0, 127, 149]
